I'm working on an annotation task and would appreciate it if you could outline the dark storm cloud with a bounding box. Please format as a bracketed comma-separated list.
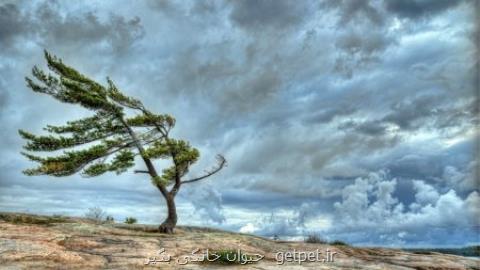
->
[382, 94, 478, 132]
[333, 29, 396, 77]
[146, 0, 173, 11]
[339, 120, 388, 136]
[219, 69, 282, 112]
[36, 9, 145, 53]
[386, 138, 477, 183]
[382, 94, 442, 130]
[322, 0, 385, 27]
[229, 0, 310, 31]
[0, 68, 9, 110]
[304, 105, 357, 124]
[384, 0, 466, 20]
[221, 190, 318, 210]
[388, 154, 445, 180]
[474, 1, 480, 53]
[335, 31, 394, 56]
[0, 91, 7, 109]
[0, 1, 144, 53]
[321, 1, 398, 78]
[191, 0, 223, 15]
[0, 3, 28, 48]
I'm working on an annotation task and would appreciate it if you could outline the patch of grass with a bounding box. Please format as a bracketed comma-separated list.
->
[0, 213, 68, 225]
[330, 240, 349, 246]
[111, 223, 162, 234]
[179, 225, 228, 233]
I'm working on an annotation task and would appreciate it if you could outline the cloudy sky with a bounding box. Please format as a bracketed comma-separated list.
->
[0, 0, 478, 247]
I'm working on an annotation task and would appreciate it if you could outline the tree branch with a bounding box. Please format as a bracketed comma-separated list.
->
[118, 116, 169, 198]
[181, 155, 226, 184]
[134, 170, 149, 174]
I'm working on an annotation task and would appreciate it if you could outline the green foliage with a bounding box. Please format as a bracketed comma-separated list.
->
[27, 58, 120, 114]
[21, 141, 135, 177]
[124, 217, 137, 224]
[82, 163, 110, 177]
[158, 166, 177, 185]
[145, 139, 199, 166]
[22, 144, 110, 176]
[144, 140, 170, 159]
[109, 150, 135, 173]
[126, 114, 175, 129]
[107, 78, 143, 110]
[19, 51, 174, 178]
[145, 139, 200, 185]
[150, 175, 164, 186]
[18, 128, 123, 152]
[44, 112, 123, 135]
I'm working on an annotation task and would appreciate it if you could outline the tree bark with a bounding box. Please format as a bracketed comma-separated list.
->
[158, 193, 177, 234]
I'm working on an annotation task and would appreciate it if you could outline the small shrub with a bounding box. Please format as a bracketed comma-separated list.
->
[330, 240, 348, 246]
[124, 217, 137, 224]
[304, 233, 327, 244]
[105, 216, 115, 223]
[85, 207, 107, 224]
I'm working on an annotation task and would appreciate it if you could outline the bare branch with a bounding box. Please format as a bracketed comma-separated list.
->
[134, 170, 149, 174]
[181, 155, 226, 184]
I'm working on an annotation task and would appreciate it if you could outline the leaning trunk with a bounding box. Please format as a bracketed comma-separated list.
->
[159, 194, 177, 234]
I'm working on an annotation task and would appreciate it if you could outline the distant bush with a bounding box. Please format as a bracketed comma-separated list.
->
[124, 217, 137, 224]
[304, 232, 327, 244]
[330, 240, 349, 246]
[105, 216, 115, 223]
[84, 207, 107, 224]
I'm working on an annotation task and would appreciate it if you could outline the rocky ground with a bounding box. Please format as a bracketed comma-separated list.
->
[0, 212, 478, 269]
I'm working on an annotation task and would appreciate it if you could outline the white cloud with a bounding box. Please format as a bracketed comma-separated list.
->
[239, 222, 257, 234]
[183, 183, 226, 224]
[412, 180, 439, 205]
[331, 171, 479, 245]
[442, 161, 478, 191]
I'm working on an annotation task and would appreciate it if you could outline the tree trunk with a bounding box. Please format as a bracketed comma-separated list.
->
[158, 194, 177, 234]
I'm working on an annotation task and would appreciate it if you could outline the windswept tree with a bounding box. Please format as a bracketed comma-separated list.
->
[19, 51, 226, 233]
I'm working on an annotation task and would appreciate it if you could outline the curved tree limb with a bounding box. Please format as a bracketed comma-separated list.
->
[181, 155, 226, 184]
